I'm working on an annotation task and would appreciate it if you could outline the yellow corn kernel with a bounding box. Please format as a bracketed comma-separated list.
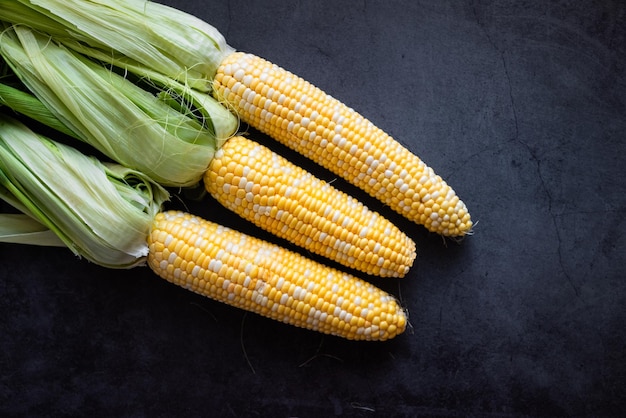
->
[213, 52, 472, 237]
[204, 136, 416, 278]
[147, 211, 407, 341]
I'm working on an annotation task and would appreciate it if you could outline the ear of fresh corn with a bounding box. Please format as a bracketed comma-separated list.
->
[213, 53, 472, 237]
[205, 135, 416, 277]
[0, 114, 168, 267]
[3, 0, 472, 236]
[148, 210, 407, 340]
[0, 24, 238, 187]
[0, 116, 407, 340]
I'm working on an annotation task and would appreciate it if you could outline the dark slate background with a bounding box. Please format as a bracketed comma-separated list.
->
[1, 0, 625, 416]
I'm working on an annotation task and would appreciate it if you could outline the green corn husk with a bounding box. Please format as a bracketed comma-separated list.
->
[0, 80, 81, 139]
[0, 114, 169, 268]
[0, 213, 65, 246]
[0, 0, 234, 92]
[0, 24, 238, 187]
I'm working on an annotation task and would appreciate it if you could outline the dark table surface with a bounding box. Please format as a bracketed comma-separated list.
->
[1, 0, 625, 416]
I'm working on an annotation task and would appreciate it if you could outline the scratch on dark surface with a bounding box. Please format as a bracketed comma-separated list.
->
[224, 0, 233, 40]
[501, 46, 580, 299]
[240, 313, 256, 374]
[472, 3, 580, 297]
[555, 208, 626, 217]
[308, 44, 332, 60]
[350, 402, 376, 412]
[500, 56, 519, 143]
[299, 337, 344, 367]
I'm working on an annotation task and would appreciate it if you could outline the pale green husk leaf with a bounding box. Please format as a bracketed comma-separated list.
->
[0, 213, 65, 246]
[0, 0, 235, 92]
[0, 81, 80, 139]
[0, 114, 169, 268]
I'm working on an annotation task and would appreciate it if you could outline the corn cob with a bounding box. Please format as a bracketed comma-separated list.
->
[0, 25, 415, 277]
[213, 53, 472, 237]
[205, 136, 416, 277]
[148, 210, 407, 341]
